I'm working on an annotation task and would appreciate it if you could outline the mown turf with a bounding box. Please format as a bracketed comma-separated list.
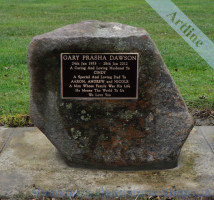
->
[0, 0, 214, 120]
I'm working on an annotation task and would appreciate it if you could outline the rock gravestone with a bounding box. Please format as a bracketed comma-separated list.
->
[27, 20, 194, 170]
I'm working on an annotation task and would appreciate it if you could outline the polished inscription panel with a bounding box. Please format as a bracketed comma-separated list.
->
[61, 53, 139, 99]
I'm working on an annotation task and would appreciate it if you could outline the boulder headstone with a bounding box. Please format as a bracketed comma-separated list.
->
[27, 20, 194, 170]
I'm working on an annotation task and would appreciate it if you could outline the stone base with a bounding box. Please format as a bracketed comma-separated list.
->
[1, 127, 214, 198]
[64, 158, 178, 171]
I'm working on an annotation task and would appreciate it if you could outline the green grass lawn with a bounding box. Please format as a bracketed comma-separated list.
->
[0, 0, 214, 121]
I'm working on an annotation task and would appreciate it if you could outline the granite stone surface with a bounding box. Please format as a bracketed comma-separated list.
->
[27, 20, 194, 170]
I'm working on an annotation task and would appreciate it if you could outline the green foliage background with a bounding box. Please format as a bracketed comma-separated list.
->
[0, 0, 213, 118]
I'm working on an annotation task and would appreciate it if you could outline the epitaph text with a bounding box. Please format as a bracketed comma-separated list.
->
[61, 53, 138, 99]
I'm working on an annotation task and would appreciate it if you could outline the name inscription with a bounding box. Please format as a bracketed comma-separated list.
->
[61, 53, 139, 99]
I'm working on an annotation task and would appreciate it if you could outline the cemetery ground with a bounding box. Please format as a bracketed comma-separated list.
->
[0, 0, 214, 126]
[0, 126, 214, 199]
